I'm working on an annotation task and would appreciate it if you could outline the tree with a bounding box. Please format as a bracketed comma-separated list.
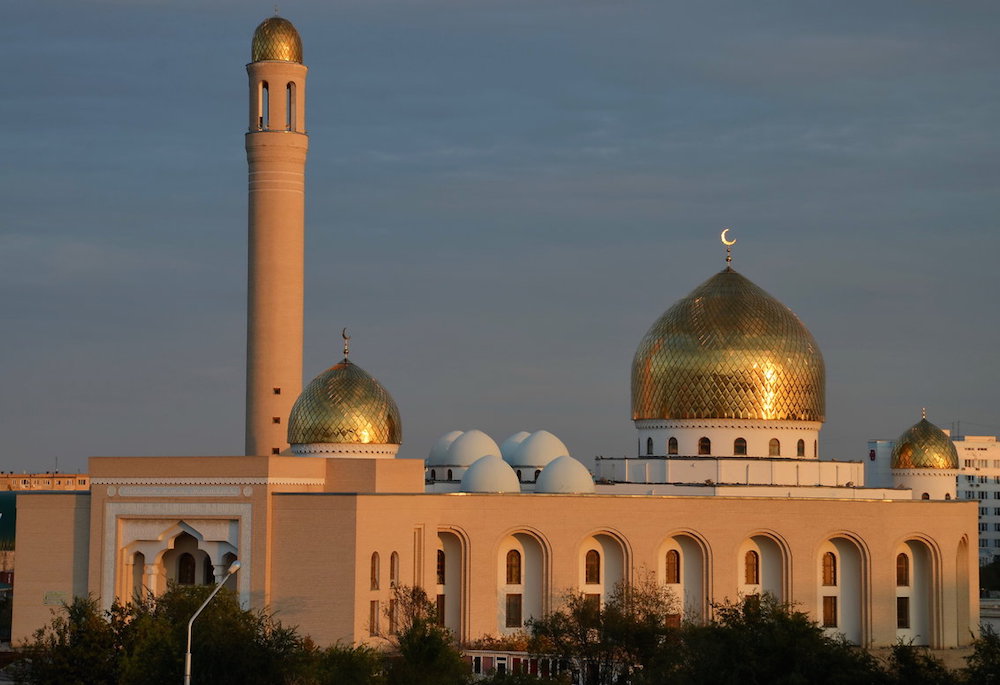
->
[963, 624, 1000, 685]
[882, 642, 955, 685]
[383, 586, 469, 685]
[528, 573, 681, 685]
[13, 587, 315, 685]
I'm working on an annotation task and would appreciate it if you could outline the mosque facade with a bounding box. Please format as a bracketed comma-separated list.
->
[10, 17, 977, 650]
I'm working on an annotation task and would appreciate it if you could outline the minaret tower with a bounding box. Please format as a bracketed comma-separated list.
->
[245, 16, 308, 455]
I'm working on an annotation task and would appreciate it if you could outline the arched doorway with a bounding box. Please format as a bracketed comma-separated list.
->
[579, 533, 627, 605]
[659, 533, 708, 622]
[738, 534, 786, 600]
[817, 536, 866, 644]
[497, 532, 547, 634]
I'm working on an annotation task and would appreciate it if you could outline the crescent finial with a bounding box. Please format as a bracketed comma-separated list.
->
[342, 327, 351, 359]
[720, 228, 736, 267]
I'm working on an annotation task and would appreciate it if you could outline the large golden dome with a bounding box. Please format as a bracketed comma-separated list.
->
[631, 268, 825, 421]
[251, 17, 303, 63]
[891, 417, 958, 469]
[287, 360, 401, 446]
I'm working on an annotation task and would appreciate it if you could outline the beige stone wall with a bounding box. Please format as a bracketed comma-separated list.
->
[11, 493, 91, 644]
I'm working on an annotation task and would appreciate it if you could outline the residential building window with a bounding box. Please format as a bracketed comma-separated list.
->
[896, 597, 910, 629]
[698, 437, 711, 455]
[981, 523, 989, 532]
[585, 550, 601, 584]
[822, 596, 838, 627]
[745, 550, 760, 585]
[665, 550, 680, 584]
[896, 554, 909, 587]
[506, 593, 523, 628]
[822, 552, 837, 586]
[734, 438, 747, 456]
[506, 549, 522, 585]
[668, 437, 678, 455]
[436, 550, 446, 585]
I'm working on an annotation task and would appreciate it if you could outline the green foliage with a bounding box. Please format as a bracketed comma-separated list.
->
[384, 586, 469, 685]
[882, 642, 954, 685]
[311, 642, 385, 685]
[963, 625, 1000, 685]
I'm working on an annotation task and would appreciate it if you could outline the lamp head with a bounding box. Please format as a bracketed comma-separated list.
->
[227, 560, 242, 575]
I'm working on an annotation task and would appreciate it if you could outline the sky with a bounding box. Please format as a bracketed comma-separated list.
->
[2, 1, 999, 473]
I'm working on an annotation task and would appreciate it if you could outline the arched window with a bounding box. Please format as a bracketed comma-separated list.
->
[430, 469, 436, 481]
[178, 553, 196, 585]
[698, 437, 711, 455]
[390, 551, 400, 587]
[814, 440, 818, 457]
[259, 81, 269, 129]
[796, 439, 805, 457]
[646, 437, 654, 456]
[285, 82, 295, 131]
[921, 492, 930, 500]
[203, 560, 215, 585]
[665, 550, 680, 584]
[506, 549, 522, 585]
[517, 469, 523, 481]
[585, 550, 601, 584]
[734, 438, 747, 456]
[896, 553, 909, 587]
[945, 493, 952, 500]
[436, 550, 446, 585]
[745, 550, 760, 585]
[370, 552, 380, 590]
[534, 469, 541, 480]
[822, 552, 837, 586]
[668, 437, 678, 455]
[769, 438, 780, 456]
[446, 469, 453, 481]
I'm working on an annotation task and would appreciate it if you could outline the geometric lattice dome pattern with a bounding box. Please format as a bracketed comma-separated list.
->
[891, 418, 958, 470]
[287, 360, 401, 445]
[251, 17, 303, 63]
[632, 268, 825, 422]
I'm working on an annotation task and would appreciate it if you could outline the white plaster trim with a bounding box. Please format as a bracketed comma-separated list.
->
[103, 502, 252, 610]
[93, 478, 324, 486]
[115, 486, 243, 498]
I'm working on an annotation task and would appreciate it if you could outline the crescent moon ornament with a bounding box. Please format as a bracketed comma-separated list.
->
[342, 328, 351, 358]
[721, 228, 737, 246]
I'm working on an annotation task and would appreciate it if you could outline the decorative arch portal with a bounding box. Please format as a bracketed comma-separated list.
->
[737, 533, 788, 601]
[895, 538, 937, 646]
[436, 529, 467, 640]
[956, 537, 971, 646]
[658, 532, 710, 622]
[817, 535, 868, 645]
[496, 531, 548, 634]
[579, 531, 628, 605]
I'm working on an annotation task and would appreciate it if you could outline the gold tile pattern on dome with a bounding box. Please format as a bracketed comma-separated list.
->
[287, 360, 401, 445]
[891, 418, 959, 469]
[251, 17, 303, 63]
[631, 268, 825, 422]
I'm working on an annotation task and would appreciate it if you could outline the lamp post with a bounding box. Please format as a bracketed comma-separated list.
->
[184, 560, 241, 685]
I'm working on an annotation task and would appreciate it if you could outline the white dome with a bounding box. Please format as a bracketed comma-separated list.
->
[500, 431, 531, 463]
[509, 430, 569, 468]
[460, 455, 521, 493]
[427, 431, 464, 466]
[443, 429, 501, 467]
[535, 455, 595, 494]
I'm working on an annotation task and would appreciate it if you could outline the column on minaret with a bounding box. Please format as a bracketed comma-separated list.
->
[245, 16, 309, 456]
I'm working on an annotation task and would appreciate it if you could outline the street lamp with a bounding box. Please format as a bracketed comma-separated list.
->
[184, 560, 241, 685]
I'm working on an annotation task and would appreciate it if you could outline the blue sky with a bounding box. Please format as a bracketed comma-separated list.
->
[2, 1, 999, 471]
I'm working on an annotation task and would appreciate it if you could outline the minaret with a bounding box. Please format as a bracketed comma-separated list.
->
[245, 16, 308, 456]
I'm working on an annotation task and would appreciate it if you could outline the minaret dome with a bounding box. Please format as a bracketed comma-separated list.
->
[251, 17, 303, 63]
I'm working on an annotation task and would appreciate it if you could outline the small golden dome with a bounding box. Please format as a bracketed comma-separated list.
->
[891, 418, 958, 469]
[631, 268, 825, 422]
[251, 17, 303, 63]
[287, 360, 401, 446]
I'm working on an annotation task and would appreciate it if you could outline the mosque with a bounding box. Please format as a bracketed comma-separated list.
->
[10, 16, 976, 650]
